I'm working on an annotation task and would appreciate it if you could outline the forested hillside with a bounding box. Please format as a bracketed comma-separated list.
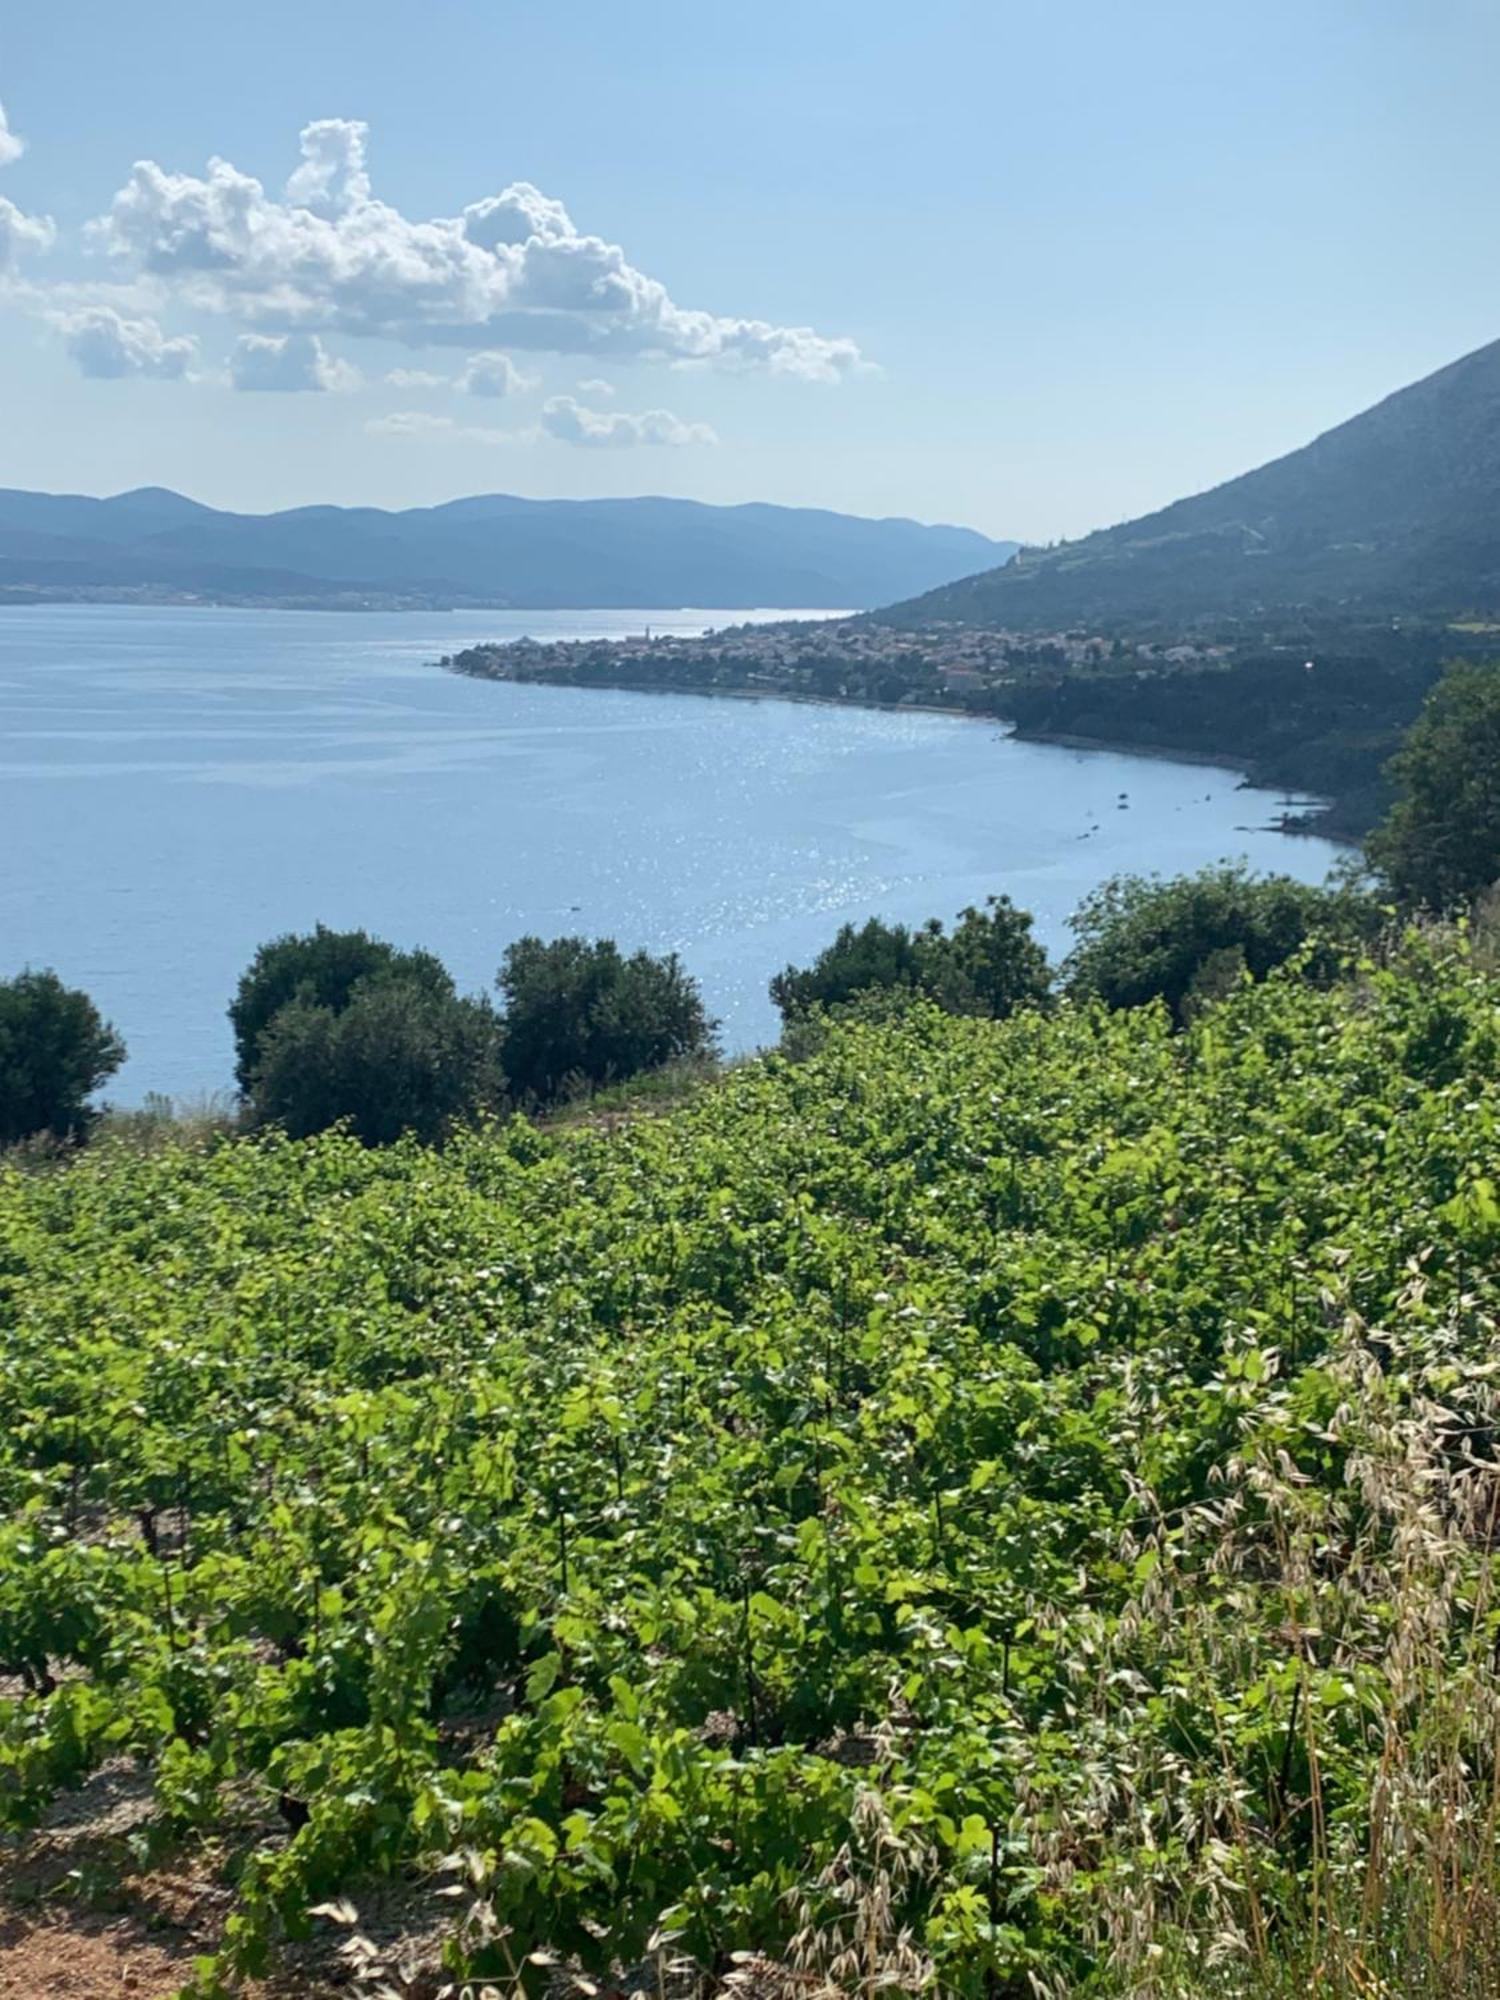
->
[886, 334, 1500, 628]
[3, 936, 1499, 1995]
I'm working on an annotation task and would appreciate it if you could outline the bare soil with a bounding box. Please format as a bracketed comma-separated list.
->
[0, 1913, 196, 2000]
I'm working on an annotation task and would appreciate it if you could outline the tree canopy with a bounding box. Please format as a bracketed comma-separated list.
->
[247, 979, 504, 1146]
[228, 925, 454, 1093]
[770, 896, 1050, 1024]
[1367, 659, 1500, 911]
[0, 968, 125, 1147]
[1063, 864, 1379, 1023]
[497, 935, 716, 1106]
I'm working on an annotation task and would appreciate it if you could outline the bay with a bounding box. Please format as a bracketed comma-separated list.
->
[1, 603, 1342, 1103]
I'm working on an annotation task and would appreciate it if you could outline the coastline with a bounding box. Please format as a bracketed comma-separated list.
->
[444, 663, 988, 725]
[1007, 726, 1256, 770]
[446, 662, 1346, 836]
[1009, 727, 1355, 838]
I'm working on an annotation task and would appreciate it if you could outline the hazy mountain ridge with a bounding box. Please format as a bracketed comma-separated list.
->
[0, 487, 1016, 610]
[883, 335, 1500, 628]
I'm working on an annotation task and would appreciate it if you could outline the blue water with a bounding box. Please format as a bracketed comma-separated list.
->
[0, 603, 1341, 1102]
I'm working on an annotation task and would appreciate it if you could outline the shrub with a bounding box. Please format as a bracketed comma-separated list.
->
[497, 936, 716, 1106]
[248, 980, 504, 1145]
[937, 896, 1054, 1015]
[0, 969, 125, 1147]
[229, 925, 453, 1093]
[1367, 658, 1500, 911]
[770, 896, 1050, 1024]
[771, 918, 925, 1021]
[1064, 863, 1379, 1023]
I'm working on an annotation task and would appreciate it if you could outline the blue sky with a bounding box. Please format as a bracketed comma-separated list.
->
[0, 0, 1495, 540]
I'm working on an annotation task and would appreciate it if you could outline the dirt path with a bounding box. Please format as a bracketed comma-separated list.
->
[0, 1913, 196, 2000]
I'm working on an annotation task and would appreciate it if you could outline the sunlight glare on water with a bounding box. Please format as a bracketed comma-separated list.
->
[1, 604, 1342, 1101]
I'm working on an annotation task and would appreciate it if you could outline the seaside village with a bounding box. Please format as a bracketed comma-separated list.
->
[450, 619, 1229, 706]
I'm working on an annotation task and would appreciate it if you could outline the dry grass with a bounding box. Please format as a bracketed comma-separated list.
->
[1004, 1319, 1500, 1999]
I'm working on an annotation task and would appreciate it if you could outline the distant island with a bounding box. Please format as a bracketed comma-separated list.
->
[0, 486, 1016, 613]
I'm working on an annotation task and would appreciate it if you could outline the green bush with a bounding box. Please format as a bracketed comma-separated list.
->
[771, 896, 1050, 1025]
[229, 925, 453, 1093]
[771, 916, 923, 1020]
[1367, 658, 1500, 910]
[497, 935, 716, 1106]
[0, 968, 125, 1147]
[1064, 863, 1379, 1022]
[247, 978, 504, 1145]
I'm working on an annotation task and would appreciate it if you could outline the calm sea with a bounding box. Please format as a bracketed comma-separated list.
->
[1, 603, 1341, 1102]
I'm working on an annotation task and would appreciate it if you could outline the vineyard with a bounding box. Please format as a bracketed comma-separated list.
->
[3, 937, 1500, 1996]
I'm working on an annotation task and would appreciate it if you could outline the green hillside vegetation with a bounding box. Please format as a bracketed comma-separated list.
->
[4, 930, 1500, 1995]
[999, 623, 1458, 839]
[885, 336, 1500, 631]
[1367, 658, 1500, 908]
[219, 927, 718, 1146]
[770, 897, 1050, 1028]
[1062, 865, 1379, 1023]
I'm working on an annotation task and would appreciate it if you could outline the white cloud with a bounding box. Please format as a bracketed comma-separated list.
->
[284, 118, 371, 217]
[366, 408, 510, 444]
[0, 195, 53, 267]
[539, 394, 716, 449]
[0, 98, 25, 168]
[368, 409, 454, 437]
[385, 367, 448, 389]
[461, 182, 572, 251]
[90, 120, 865, 380]
[52, 305, 196, 379]
[229, 331, 359, 392]
[0, 99, 54, 268]
[576, 376, 614, 398]
[459, 350, 532, 398]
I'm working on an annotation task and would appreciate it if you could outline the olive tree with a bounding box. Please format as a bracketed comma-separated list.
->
[0, 969, 125, 1146]
[498, 936, 716, 1106]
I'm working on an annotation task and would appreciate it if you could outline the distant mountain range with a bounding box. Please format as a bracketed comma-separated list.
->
[885, 335, 1500, 628]
[0, 487, 1016, 612]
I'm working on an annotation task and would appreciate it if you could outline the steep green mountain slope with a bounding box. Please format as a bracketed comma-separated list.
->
[0, 487, 1014, 610]
[886, 335, 1500, 627]
[3, 941, 1499, 1993]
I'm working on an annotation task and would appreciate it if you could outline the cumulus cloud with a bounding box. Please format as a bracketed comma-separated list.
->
[0, 196, 53, 267]
[284, 118, 371, 217]
[0, 99, 55, 269]
[229, 330, 358, 391]
[385, 366, 448, 389]
[0, 98, 25, 168]
[459, 350, 531, 397]
[52, 305, 196, 379]
[89, 120, 864, 379]
[461, 182, 572, 251]
[539, 394, 716, 449]
[576, 376, 614, 397]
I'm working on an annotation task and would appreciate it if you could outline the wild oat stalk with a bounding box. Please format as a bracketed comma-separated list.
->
[1011, 1303, 1500, 2000]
